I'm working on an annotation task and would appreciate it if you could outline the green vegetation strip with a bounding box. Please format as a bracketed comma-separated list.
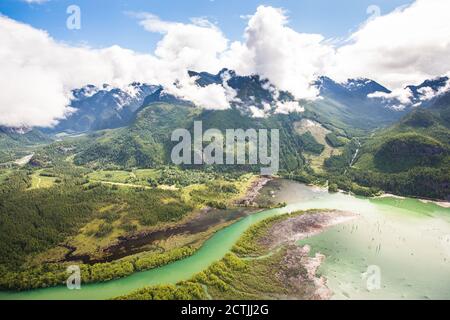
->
[116, 210, 312, 300]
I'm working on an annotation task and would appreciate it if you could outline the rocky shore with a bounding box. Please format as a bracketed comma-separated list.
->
[235, 176, 272, 207]
[260, 210, 358, 300]
[259, 210, 358, 250]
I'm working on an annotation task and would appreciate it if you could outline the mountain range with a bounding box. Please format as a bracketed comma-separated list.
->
[44, 69, 423, 136]
[1, 70, 449, 199]
[49, 82, 159, 133]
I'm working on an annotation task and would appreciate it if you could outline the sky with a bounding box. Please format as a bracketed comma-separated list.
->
[1, 0, 413, 53]
[1, 0, 450, 128]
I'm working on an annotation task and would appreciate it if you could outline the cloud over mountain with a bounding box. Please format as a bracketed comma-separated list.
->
[222, 5, 333, 101]
[328, 0, 450, 91]
[1, 0, 450, 127]
[0, 16, 162, 127]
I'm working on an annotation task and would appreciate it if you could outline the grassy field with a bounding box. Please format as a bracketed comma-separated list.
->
[87, 170, 137, 183]
[134, 169, 160, 180]
[294, 119, 343, 173]
[88, 169, 161, 186]
[28, 170, 57, 190]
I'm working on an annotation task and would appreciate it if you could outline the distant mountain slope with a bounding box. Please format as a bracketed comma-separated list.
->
[355, 107, 449, 171]
[344, 78, 391, 97]
[305, 77, 403, 134]
[73, 102, 198, 168]
[407, 76, 449, 107]
[73, 99, 321, 172]
[191, 108, 307, 172]
[429, 91, 450, 127]
[46, 70, 417, 138]
[0, 127, 50, 147]
[0, 127, 51, 163]
[188, 70, 405, 134]
[50, 83, 159, 133]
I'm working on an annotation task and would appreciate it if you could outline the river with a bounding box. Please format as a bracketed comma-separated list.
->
[1, 179, 449, 300]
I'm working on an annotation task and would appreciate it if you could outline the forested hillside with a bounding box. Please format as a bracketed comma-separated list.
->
[71, 102, 311, 172]
[343, 96, 450, 200]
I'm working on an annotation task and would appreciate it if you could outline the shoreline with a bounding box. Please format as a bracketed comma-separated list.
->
[235, 176, 272, 206]
[282, 177, 450, 209]
[257, 210, 359, 300]
[418, 199, 450, 208]
[375, 192, 450, 208]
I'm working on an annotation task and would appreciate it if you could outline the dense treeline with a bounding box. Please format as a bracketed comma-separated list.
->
[373, 133, 447, 173]
[327, 173, 381, 197]
[232, 216, 284, 257]
[282, 169, 381, 197]
[325, 133, 346, 148]
[153, 167, 242, 188]
[349, 167, 450, 200]
[0, 247, 195, 291]
[189, 180, 240, 209]
[288, 165, 449, 200]
[115, 282, 207, 300]
[0, 171, 31, 194]
[0, 165, 250, 291]
[74, 132, 166, 168]
[119, 250, 294, 300]
[298, 132, 325, 155]
[0, 178, 193, 268]
[232, 210, 310, 257]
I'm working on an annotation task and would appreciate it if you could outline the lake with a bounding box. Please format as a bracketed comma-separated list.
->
[1, 179, 449, 300]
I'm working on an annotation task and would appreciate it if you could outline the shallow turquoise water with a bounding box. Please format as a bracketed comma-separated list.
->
[1, 180, 449, 300]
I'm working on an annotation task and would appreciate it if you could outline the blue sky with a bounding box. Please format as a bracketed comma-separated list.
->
[1, 0, 450, 128]
[0, 0, 413, 53]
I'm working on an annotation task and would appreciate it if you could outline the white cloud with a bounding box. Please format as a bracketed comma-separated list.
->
[388, 104, 407, 112]
[249, 106, 266, 118]
[168, 77, 230, 110]
[3, 1, 450, 127]
[136, 12, 227, 74]
[417, 79, 450, 101]
[368, 88, 413, 105]
[134, 6, 333, 110]
[222, 6, 333, 100]
[220, 70, 239, 103]
[327, 0, 450, 91]
[274, 101, 305, 115]
[129, 12, 233, 110]
[368, 77, 450, 107]
[0, 14, 232, 127]
[0, 16, 167, 127]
